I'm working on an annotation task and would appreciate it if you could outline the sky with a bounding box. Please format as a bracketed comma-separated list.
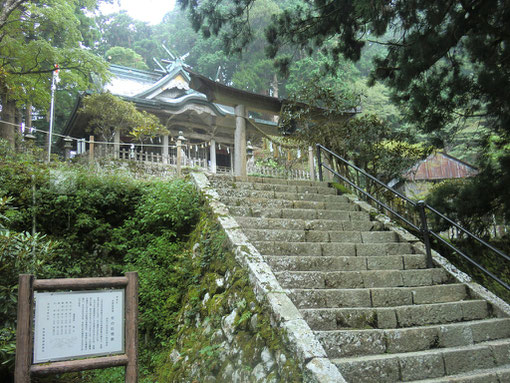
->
[99, 0, 176, 25]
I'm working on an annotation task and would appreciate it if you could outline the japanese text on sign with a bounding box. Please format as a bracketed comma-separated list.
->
[33, 290, 124, 363]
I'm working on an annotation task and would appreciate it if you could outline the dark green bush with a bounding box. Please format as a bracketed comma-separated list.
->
[0, 142, 202, 382]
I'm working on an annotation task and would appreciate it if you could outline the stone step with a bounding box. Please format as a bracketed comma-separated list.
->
[316, 318, 510, 358]
[289, 284, 470, 308]
[302, 301, 492, 330]
[210, 175, 331, 187]
[408, 365, 510, 382]
[235, 217, 380, 231]
[220, 196, 357, 211]
[253, 241, 418, 257]
[244, 229, 399, 243]
[216, 188, 348, 203]
[206, 175, 510, 383]
[333, 339, 510, 382]
[212, 181, 338, 195]
[229, 207, 370, 221]
[266, 254, 428, 272]
[275, 268, 451, 289]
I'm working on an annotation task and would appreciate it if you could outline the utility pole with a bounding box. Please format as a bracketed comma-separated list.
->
[47, 65, 59, 163]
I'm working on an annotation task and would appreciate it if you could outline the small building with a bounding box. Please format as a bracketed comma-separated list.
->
[391, 152, 479, 198]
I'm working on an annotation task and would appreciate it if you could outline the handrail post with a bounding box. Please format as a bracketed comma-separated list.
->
[316, 145, 323, 182]
[417, 201, 433, 268]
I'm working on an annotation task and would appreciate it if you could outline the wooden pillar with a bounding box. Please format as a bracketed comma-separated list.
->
[89, 136, 94, 163]
[162, 135, 169, 164]
[125, 272, 138, 383]
[15, 274, 34, 383]
[234, 105, 246, 177]
[114, 129, 120, 159]
[308, 146, 315, 181]
[210, 138, 217, 174]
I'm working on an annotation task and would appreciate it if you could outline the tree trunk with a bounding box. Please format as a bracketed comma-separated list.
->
[0, 95, 17, 147]
[25, 103, 32, 131]
[272, 73, 279, 123]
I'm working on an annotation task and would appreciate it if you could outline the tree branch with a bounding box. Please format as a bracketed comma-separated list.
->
[7, 65, 79, 75]
[0, 0, 26, 31]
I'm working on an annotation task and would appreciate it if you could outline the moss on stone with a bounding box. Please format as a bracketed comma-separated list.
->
[156, 211, 303, 382]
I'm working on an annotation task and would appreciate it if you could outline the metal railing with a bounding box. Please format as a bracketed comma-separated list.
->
[316, 144, 510, 292]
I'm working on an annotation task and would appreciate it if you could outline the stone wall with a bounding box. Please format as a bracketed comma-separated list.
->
[156, 211, 303, 382]
[187, 173, 345, 383]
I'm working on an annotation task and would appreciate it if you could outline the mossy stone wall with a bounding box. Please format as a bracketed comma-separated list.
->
[157, 213, 303, 382]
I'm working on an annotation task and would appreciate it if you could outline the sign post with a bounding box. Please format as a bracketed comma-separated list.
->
[15, 273, 138, 382]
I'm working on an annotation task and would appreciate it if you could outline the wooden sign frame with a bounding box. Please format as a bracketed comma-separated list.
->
[14, 272, 138, 383]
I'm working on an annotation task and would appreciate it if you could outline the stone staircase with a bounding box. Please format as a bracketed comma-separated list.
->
[208, 175, 510, 383]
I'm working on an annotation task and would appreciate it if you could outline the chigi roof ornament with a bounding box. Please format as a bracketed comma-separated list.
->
[153, 44, 190, 75]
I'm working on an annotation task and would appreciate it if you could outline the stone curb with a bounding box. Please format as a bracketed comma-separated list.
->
[341, 191, 510, 318]
[190, 173, 347, 383]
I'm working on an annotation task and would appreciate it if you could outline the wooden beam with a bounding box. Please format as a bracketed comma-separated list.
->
[30, 355, 128, 376]
[33, 277, 128, 290]
[186, 69, 283, 114]
[166, 129, 234, 145]
[15, 274, 34, 383]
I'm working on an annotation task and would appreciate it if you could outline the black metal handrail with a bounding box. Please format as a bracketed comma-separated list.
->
[316, 143, 510, 292]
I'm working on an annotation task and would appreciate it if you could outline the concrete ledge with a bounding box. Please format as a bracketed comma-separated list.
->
[282, 319, 328, 363]
[305, 358, 347, 383]
[190, 173, 344, 382]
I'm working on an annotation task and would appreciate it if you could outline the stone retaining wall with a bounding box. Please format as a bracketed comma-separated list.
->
[190, 173, 346, 383]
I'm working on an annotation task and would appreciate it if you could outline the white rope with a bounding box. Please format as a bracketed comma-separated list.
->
[0, 120, 27, 128]
[0, 119, 239, 153]
[245, 118, 303, 150]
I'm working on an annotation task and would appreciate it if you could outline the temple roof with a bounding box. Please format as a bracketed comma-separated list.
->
[403, 152, 478, 181]
[105, 63, 228, 118]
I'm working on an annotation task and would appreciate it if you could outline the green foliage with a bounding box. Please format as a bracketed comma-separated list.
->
[0, 146, 203, 381]
[106, 46, 149, 70]
[179, 0, 510, 232]
[95, 11, 156, 59]
[0, 229, 58, 369]
[0, 190, 59, 373]
[0, 0, 109, 109]
[79, 92, 167, 142]
[285, 51, 359, 98]
[130, 179, 200, 237]
[0, 195, 13, 233]
[31, 169, 141, 277]
[281, 79, 429, 184]
[112, 180, 201, 350]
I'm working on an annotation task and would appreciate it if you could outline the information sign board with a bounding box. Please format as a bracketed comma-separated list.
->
[33, 290, 124, 363]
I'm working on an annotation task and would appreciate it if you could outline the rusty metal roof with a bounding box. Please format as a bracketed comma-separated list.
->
[403, 152, 478, 181]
